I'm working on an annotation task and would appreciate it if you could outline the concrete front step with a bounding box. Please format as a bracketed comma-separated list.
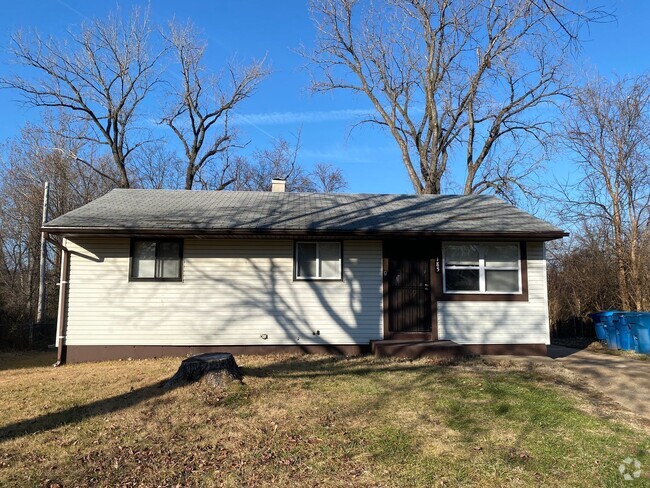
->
[370, 339, 468, 359]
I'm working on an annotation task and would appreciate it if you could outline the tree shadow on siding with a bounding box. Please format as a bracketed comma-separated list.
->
[181, 239, 382, 354]
[71, 193, 490, 354]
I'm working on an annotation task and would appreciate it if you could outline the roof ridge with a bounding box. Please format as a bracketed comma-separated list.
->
[107, 188, 495, 199]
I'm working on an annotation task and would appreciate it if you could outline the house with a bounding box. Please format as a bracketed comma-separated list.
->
[43, 182, 566, 364]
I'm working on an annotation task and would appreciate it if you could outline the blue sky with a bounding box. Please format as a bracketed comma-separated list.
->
[0, 0, 649, 198]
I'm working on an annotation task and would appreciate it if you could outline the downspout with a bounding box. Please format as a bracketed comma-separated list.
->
[46, 234, 70, 367]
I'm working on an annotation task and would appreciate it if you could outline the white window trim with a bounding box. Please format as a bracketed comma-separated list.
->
[442, 242, 522, 294]
[295, 241, 342, 281]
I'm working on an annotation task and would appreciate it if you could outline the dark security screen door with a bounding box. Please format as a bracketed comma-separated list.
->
[387, 256, 432, 333]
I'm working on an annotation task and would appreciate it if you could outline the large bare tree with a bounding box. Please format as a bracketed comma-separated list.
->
[307, 0, 608, 197]
[162, 21, 268, 190]
[561, 75, 650, 311]
[1, 7, 165, 188]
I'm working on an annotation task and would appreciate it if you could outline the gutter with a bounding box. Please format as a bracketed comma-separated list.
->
[45, 234, 68, 251]
[41, 226, 569, 241]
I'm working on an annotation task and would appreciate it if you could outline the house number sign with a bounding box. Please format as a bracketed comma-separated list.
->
[435, 256, 441, 273]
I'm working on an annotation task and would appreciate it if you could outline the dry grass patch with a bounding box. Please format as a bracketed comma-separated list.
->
[0, 352, 648, 487]
[586, 341, 650, 361]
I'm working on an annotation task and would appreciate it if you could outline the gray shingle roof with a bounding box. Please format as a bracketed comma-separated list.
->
[43, 189, 566, 238]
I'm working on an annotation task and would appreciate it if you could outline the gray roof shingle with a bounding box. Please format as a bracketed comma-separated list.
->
[43, 189, 566, 238]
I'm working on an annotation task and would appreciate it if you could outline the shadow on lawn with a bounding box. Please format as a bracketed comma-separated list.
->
[0, 379, 179, 444]
[0, 350, 57, 371]
[0, 355, 465, 444]
[242, 354, 471, 379]
[0, 354, 627, 445]
[242, 355, 574, 450]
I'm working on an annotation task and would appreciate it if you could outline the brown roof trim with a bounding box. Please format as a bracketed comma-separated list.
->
[42, 226, 568, 241]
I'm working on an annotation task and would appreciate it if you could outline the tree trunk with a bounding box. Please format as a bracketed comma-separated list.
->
[164, 353, 243, 388]
[612, 199, 630, 310]
[184, 164, 196, 190]
[463, 164, 479, 195]
[184, 151, 198, 190]
[112, 147, 130, 189]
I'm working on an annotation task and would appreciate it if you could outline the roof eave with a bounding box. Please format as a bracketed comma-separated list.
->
[42, 226, 568, 241]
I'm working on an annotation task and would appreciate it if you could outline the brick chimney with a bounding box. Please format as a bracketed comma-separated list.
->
[271, 178, 286, 192]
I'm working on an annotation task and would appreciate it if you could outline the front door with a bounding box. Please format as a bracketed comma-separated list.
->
[386, 249, 433, 336]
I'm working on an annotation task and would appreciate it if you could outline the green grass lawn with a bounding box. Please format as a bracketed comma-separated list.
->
[0, 351, 648, 487]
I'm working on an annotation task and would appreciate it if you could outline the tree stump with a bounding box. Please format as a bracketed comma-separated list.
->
[164, 353, 243, 388]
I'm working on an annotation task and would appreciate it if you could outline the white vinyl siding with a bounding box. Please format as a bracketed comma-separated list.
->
[437, 242, 549, 345]
[64, 238, 383, 346]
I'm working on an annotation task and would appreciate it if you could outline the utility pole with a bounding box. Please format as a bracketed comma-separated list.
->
[35, 181, 50, 334]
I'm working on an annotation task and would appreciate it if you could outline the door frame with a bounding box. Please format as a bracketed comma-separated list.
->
[382, 240, 438, 341]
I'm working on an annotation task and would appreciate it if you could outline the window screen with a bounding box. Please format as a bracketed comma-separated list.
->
[296, 242, 342, 279]
[131, 240, 183, 280]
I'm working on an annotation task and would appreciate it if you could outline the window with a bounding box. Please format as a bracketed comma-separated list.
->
[443, 243, 521, 294]
[295, 241, 342, 280]
[130, 239, 183, 281]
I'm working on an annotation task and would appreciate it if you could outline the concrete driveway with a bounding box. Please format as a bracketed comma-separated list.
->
[547, 346, 649, 420]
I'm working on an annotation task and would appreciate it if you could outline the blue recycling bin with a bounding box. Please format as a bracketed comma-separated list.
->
[630, 312, 650, 354]
[614, 313, 634, 351]
[590, 311, 621, 348]
[588, 312, 608, 341]
[627, 313, 642, 352]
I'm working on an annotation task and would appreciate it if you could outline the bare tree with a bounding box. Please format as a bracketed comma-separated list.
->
[162, 21, 268, 190]
[561, 75, 650, 310]
[0, 113, 115, 345]
[311, 163, 347, 192]
[131, 142, 185, 190]
[546, 229, 619, 339]
[1, 6, 165, 188]
[229, 138, 347, 193]
[232, 138, 312, 192]
[307, 0, 609, 197]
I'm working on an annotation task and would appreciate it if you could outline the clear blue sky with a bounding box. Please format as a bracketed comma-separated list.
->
[0, 0, 648, 196]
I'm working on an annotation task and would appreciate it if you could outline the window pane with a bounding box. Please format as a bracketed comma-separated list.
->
[132, 241, 155, 278]
[297, 243, 317, 278]
[486, 270, 519, 292]
[445, 269, 480, 291]
[485, 244, 519, 268]
[159, 242, 181, 278]
[445, 244, 479, 266]
[319, 242, 341, 278]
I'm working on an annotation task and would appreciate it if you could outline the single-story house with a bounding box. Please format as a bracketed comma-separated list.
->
[43, 181, 566, 364]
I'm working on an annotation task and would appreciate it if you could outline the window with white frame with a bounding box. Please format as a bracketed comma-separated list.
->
[295, 241, 342, 280]
[443, 243, 521, 293]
